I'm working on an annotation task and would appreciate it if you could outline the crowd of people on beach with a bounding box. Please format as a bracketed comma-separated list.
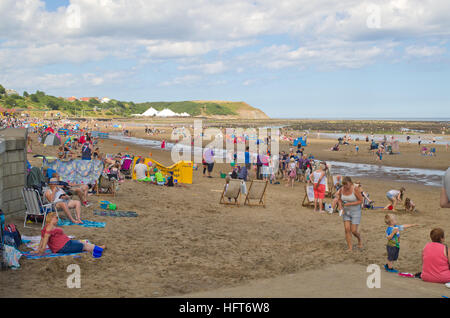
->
[1, 112, 450, 290]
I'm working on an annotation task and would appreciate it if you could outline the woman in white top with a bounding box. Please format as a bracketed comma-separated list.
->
[384, 187, 405, 211]
[337, 177, 364, 251]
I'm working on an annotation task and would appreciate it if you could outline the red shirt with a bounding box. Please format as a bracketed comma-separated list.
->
[41, 226, 70, 253]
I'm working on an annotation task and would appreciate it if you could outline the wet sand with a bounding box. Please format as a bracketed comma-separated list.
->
[1, 127, 449, 298]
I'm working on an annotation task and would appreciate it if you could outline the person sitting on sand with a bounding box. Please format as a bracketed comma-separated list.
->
[421, 228, 450, 285]
[33, 213, 105, 256]
[154, 168, 165, 186]
[441, 168, 450, 208]
[44, 179, 83, 224]
[384, 187, 406, 211]
[384, 214, 417, 272]
[134, 159, 149, 181]
[404, 198, 416, 212]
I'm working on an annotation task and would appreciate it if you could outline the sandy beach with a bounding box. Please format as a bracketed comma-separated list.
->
[1, 125, 449, 298]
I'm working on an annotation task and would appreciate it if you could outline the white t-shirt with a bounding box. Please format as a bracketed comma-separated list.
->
[134, 163, 148, 180]
[313, 171, 326, 185]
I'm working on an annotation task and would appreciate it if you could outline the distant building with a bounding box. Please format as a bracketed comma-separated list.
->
[101, 97, 111, 103]
[65, 96, 78, 102]
[79, 97, 99, 102]
[5, 89, 19, 96]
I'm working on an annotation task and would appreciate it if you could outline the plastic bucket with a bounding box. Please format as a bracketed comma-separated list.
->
[100, 201, 110, 209]
[93, 246, 104, 258]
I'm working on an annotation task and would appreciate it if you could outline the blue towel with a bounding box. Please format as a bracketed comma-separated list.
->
[21, 249, 87, 259]
[57, 219, 106, 228]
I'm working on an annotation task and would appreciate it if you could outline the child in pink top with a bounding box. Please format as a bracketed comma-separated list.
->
[421, 228, 450, 284]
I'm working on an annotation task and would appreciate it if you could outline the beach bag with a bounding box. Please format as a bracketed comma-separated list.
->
[240, 181, 247, 195]
[3, 224, 21, 249]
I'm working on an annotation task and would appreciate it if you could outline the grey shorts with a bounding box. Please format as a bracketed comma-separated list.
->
[342, 208, 361, 225]
[387, 245, 400, 261]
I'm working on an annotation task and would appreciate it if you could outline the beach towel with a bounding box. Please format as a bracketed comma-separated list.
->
[45, 159, 104, 185]
[93, 210, 138, 217]
[57, 219, 106, 228]
[19, 236, 89, 259]
[21, 249, 87, 260]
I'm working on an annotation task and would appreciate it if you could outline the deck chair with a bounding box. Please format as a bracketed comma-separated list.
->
[95, 175, 117, 197]
[22, 188, 56, 229]
[219, 179, 242, 206]
[120, 157, 133, 179]
[244, 180, 268, 207]
[302, 185, 315, 208]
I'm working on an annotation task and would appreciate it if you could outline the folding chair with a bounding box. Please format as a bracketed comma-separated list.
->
[95, 175, 117, 197]
[120, 157, 134, 179]
[219, 179, 242, 206]
[22, 188, 57, 229]
[244, 180, 268, 207]
[302, 185, 316, 208]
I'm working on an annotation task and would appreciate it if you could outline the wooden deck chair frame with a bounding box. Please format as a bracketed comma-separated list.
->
[326, 174, 336, 198]
[22, 187, 58, 229]
[244, 180, 268, 207]
[94, 175, 116, 197]
[219, 179, 241, 206]
[302, 184, 316, 208]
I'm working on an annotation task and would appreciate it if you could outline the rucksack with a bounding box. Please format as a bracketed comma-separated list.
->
[3, 224, 22, 249]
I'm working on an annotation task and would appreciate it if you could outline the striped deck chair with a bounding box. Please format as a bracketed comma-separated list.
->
[22, 188, 57, 229]
[302, 185, 315, 208]
[244, 180, 268, 207]
[220, 179, 242, 206]
[95, 175, 117, 197]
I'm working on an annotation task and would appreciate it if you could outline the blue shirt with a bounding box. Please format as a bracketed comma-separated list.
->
[386, 225, 404, 247]
[245, 151, 250, 164]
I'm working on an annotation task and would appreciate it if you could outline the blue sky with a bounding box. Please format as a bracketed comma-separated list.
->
[1, 0, 449, 118]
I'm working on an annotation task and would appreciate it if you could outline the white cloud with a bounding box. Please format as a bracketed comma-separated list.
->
[178, 61, 227, 74]
[1, 0, 449, 91]
[405, 45, 446, 57]
[159, 75, 201, 87]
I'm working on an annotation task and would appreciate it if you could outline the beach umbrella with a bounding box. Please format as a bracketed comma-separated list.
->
[42, 134, 61, 146]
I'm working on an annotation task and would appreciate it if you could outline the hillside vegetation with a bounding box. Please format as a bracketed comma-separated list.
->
[0, 84, 268, 119]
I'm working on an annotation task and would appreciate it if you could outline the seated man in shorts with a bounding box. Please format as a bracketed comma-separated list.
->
[44, 179, 83, 224]
[51, 172, 91, 207]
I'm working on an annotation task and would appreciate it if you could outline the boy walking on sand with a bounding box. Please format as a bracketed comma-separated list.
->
[384, 214, 417, 272]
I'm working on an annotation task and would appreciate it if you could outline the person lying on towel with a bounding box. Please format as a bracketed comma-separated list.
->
[32, 213, 105, 256]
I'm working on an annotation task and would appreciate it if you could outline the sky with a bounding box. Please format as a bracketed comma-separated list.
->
[0, 0, 449, 118]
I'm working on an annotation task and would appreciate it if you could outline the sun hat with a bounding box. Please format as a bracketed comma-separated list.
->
[49, 178, 59, 185]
